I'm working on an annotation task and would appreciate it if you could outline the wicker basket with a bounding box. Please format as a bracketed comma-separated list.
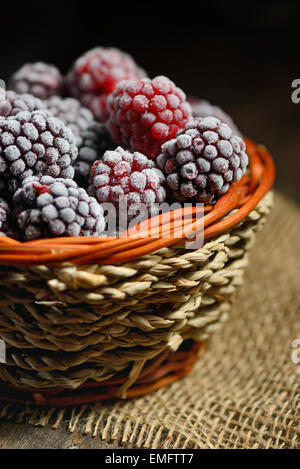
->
[0, 139, 275, 407]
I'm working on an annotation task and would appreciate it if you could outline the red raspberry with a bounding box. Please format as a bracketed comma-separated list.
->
[66, 47, 146, 122]
[107, 76, 192, 160]
[89, 146, 166, 228]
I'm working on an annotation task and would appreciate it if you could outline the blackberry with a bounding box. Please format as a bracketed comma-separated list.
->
[44, 96, 113, 186]
[0, 110, 78, 194]
[107, 76, 192, 160]
[44, 96, 94, 140]
[66, 47, 146, 122]
[0, 90, 45, 118]
[89, 146, 166, 227]
[189, 97, 241, 137]
[13, 176, 105, 240]
[79, 93, 111, 124]
[0, 197, 19, 239]
[74, 122, 114, 187]
[157, 117, 249, 203]
[9, 62, 63, 100]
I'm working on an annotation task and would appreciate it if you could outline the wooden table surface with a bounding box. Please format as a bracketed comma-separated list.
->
[0, 422, 120, 450]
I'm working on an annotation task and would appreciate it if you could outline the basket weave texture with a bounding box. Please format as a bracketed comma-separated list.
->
[0, 140, 275, 403]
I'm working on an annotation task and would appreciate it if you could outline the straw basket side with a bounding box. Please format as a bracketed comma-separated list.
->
[0, 140, 275, 405]
[0, 192, 273, 397]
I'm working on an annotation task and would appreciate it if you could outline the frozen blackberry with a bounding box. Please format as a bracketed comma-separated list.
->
[75, 122, 114, 187]
[44, 96, 113, 186]
[9, 62, 63, 100]
[0, 110, 78, 194]
[0, 90, 45, 118]
[0, 197, 20, 239]
[189, 97, 241, 137]
[44, 96, 94, 140]
[13, 176, 105, 240]
[66, 47, 146, 122]
[79, 93, 111, 125]
[0, 197, 10, 231]
[89, 146, 166, 227]
[107, 76, 192, 160]
[157, 117, 249, 203]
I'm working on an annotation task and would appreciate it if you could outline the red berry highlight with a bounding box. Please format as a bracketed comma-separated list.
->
[107, 76, 192, 160]
[66, 47, 146, 122]
[89, 146, 166, 227]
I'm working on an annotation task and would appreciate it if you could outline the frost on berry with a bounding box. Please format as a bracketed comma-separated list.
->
[0, 197, 19, 239]
[13, 176, 105, 240]
[157, 117, 249, 203]
[9, 62, 63, 100]
[107, 76, 192, 160]
[72, 120, 114, 187]
[66, 47, 146, 122]
[45, 96, 94, 139]
[0, 110, 78, 193]
[89, 146, 166, 231]
[189, 97, 242, 137]
[0, 90, 45, 118]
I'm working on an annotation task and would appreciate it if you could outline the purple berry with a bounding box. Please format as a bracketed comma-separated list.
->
[44, 96, 94, 139]
[0, 110, 78, 194]
[0, 197, 20, 239]
[13, 176, 105, 240]
[65, 47, 146, 122]
[106, 76, 192, 159]
[0, 90, 45, 118]
[189, 97, 242, 138]
[157, 117, 249, 203]
[74, 122, 114, 187]
[9, 62, 63, 100]
[89, 146, 166, 226]
[44, 96, 114, 186]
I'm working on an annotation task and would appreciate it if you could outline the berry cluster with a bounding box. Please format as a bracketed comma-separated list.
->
[0, 197, 10, 233]
[0, 110, 78, 194]
[0, 46, 249, 241]
[0, 197, 18, 238]
[66, 47, 146, 122]
[0, 90, 45, 118]
[45, 96, 94, 140]
[43, 96, 113, 185]
[9, 62, 63, 100]
[107, 76, 192, 159]
[75, 122, 113, 187]
[90, 146, 166, 225]
[157, 117, 248, 202]
[189, 98, 241, 137]
[14, 176, 105, 240]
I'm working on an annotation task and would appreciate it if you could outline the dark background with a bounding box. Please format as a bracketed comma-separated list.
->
[1, 1, 299, 203]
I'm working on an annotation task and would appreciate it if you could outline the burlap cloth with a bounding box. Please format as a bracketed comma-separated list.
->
[0, 191, 299, 449]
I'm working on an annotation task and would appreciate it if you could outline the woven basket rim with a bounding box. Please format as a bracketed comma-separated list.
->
[0, 138, 275, 266]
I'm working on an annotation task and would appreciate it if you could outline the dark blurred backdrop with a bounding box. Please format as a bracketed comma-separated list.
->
[1, 1, 299, 202]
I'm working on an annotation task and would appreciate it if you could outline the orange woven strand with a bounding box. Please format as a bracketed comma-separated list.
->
[0, 139, 275, 266]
